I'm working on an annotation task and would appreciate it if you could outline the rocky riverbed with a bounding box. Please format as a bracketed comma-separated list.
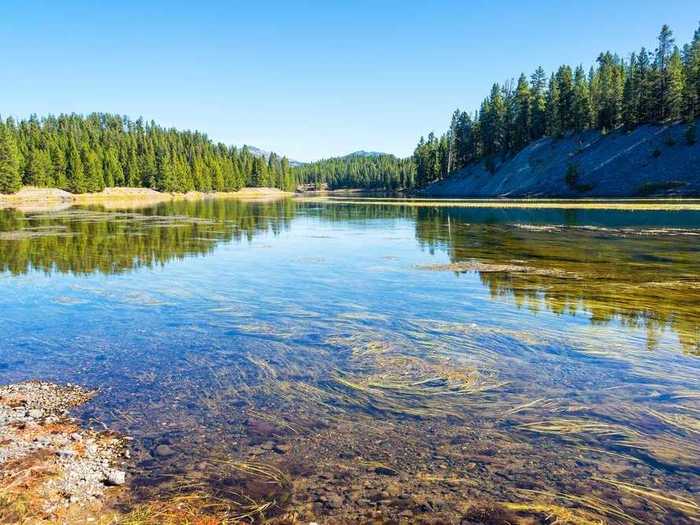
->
[0, 381, 128, 523]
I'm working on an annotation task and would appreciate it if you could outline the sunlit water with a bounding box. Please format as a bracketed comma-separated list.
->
[1, 198, 699, 523]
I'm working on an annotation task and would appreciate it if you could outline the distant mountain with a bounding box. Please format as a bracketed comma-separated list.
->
[343, 150, 388, 159]
[243, 145, 304, 167]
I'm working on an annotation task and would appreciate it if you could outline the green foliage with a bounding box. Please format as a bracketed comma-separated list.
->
[0, 113, 296, 194]
[414, 23, 700, 188]
[565, 164, 579, 188]
[637, 180, 687, 196]
[0, 124, 22, 194]
[485, 157, 496, 175]
[294, 153, 415, 190]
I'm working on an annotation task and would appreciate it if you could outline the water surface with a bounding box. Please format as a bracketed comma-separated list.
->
[1, 198, 699, 523]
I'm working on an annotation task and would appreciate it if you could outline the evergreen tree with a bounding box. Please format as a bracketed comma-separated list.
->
[667, 47, 686, 120]
[67, 140, 86, 193]
[572, 66, 591, 132]
[530, 66, 548, 139]
[0, 124, 22, 194]
[545, 74, 561, 136]
[684, 24, 700, 119]
[556, 65, 575, 131]
[655, 24, 676, 120]
[513, 74, 531, 150]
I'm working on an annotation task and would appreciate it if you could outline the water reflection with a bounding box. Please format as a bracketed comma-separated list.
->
[0, 199, 296, 275]
[2, 199, 697, 352]
[413, 206, 700, 355]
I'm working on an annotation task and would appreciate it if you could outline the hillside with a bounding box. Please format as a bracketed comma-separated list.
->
[421, 120, 700, 198]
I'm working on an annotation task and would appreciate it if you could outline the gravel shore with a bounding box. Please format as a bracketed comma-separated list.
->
[0, 381, 128, 523]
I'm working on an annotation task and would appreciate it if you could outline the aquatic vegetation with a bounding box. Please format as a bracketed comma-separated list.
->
[503, 489, 645, 524]
[593, 478, 700, 519]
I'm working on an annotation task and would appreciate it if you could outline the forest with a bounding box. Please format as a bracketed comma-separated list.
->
[414, 23, 700, 187]
[0, 113, 298, 194]
[292, 153, 415, 190]
[1, 24, 699, 195]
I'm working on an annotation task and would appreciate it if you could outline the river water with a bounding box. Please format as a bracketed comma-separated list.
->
[1, 197, 699, 523]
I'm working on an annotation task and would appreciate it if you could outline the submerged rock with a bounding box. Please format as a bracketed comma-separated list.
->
[154, 444, 175, 457]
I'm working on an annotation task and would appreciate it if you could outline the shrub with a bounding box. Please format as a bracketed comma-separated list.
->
[565, 164, 579, 188]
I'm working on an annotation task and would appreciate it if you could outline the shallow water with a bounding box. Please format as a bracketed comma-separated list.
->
[1, 198, 699, 523]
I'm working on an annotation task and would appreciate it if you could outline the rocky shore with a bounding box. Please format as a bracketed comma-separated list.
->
[0, 381, 128, 523]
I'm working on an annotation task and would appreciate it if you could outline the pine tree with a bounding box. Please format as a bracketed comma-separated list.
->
[513, 74, 532, 150]
[556, 65, 575, 132]
[545, 74, 561, 136]
[26, 148, 53, 186]
[636, 48, 653, 123]
[684, 24, 700, 119]
[667, 47, 686, 120]
[83, 147, 104, 192]
[0, 124, 22, 194]
[623, 54, 639, 129]
[655, 24, 675, 120]
[530, 67, 548, 139]
[572, 66, 591, 132]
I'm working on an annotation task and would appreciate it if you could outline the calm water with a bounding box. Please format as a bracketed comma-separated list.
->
[1, 198, 699, 523]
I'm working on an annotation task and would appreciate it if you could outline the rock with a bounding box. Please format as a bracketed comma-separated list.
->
[324, 493, 344, 509]
[57, 449, 77, 458]
[384, 481, 402, 497]
[273, 443, 291, 454]
[28, 408, 43, 419]
[154, 444, 174, 457]
[86, 443, 99, 456]
[375, 466, 399, 476]
[105, 469, 126, 486]
[411, 494, 433, 512]
[261, 440, 275, 451]
[246, 418, 279, 438]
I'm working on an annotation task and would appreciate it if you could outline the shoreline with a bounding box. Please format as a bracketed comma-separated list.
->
[296, 195, 700, 211]
[0, 381, 128, 523]
[0, 186, 294, 211]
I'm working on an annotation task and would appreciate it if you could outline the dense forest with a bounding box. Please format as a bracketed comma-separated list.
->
[414, 23, 700, 187]
[0, 113, 298, 194]
[292, 152, 416, 190]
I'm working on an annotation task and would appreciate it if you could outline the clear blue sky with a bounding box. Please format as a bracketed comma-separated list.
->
[1, 1, 698, 161]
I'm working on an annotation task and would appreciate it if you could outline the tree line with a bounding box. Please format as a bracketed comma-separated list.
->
[414, 23, 700, 187]
[0, 113, 298, 194]
[292, 153, 416, 190]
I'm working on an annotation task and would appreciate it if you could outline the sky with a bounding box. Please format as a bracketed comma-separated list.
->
[1, 1, 698, 161]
